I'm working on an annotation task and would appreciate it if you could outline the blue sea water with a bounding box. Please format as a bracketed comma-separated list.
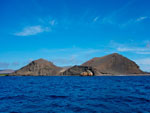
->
[0, 76, 150, 113]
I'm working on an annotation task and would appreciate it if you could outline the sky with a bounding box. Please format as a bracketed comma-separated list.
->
[0, 0, 150, 72]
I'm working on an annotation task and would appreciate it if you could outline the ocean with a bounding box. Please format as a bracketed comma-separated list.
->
[0, 76, 150, 113]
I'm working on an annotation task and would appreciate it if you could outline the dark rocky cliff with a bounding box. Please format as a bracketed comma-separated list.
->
[62, 65, 101, 76]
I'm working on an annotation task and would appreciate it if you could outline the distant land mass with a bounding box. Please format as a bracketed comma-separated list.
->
[0, 69, 14, 74]
[8, 53, 148, 76]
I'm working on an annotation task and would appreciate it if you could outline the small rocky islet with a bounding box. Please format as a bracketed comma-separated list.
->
[8, 53, 148, 76]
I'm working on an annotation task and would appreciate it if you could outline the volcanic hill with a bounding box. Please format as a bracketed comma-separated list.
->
[9, 59, 62, 76]
[82, 53, 144, 75]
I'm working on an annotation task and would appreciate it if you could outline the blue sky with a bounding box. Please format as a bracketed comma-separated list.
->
[0, 0, 150, 71]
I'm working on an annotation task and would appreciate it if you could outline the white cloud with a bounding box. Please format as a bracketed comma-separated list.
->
[110, 40, 150, 54]
[49, 20, 56, 26]
[117, 47, 150, 54]
[120, 16, 149, 27]
[93, 16, 99, 22]
[117, 47, 149, 52]
[136, 58, 150, 65]
[15, 25, 50, 36]
[135, 58, 150, 72]
[117, 47, 132, 52]
[136, 16, 148, 22]
[136, 52, 150, 54]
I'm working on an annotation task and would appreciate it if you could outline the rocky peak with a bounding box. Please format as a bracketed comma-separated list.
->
[9, 58, 62, 76]
[82, 53, 144, 75]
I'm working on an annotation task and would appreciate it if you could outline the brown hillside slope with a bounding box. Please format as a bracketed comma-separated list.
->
[82, 53, 144, 75]
[9, 59, 62, 76]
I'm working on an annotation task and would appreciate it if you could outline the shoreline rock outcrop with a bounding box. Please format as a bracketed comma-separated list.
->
[61, 65, 101, 76]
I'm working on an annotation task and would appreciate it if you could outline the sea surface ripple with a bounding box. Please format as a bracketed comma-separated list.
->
[0, 76, 150, 113]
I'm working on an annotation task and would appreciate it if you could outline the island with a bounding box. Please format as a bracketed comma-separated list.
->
[8, 53, 149, 76]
